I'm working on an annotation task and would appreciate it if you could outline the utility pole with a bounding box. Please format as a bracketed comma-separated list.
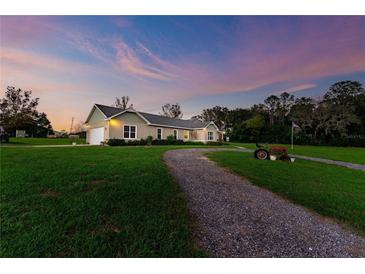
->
[70, 117, 74, 134]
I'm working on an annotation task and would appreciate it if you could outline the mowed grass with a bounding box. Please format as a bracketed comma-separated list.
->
[0, 146, 205, 257]
[208, 151, 365, 234]
[229, 142, 365, 165]
[4, 137, 86, 146]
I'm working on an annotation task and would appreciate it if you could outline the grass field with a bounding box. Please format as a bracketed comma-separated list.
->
[229, 142, 365, 165]
[208, 151, 365, 234]
[0, 146, 205, 257]
[4, 137, 86, 146]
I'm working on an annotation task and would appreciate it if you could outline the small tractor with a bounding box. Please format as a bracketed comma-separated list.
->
[254, 143, 291, 161]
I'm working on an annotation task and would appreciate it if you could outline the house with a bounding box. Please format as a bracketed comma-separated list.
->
[84, 104, 222, 145]
[15, 130, 26, 138]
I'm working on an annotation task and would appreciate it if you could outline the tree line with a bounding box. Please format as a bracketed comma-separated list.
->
[195, 80, 365, 146]
[3, 80, 364, 146]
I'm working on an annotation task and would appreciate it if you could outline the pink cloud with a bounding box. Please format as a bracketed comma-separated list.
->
[0, 47, 97, 75]
[114, 40, 175, 81]
[64, 31, 178, 81]
[0, 16, 55, 46]
[172, 17, 365, 98]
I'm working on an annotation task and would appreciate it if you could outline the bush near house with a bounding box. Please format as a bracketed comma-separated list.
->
[106, 138, 224, 146]
[206, 141, 224, 146]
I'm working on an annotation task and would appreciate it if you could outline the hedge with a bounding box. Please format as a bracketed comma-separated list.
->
[106, 138, 224, 146]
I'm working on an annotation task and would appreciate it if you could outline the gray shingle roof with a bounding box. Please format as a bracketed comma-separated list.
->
[94, 104, 211, 129]
[139, 112, 210, 129]
[95, 104, 121, 117]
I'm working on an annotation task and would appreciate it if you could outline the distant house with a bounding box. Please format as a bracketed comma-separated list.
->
[15, 130, 26, 138]
[84, 104, 221, 145]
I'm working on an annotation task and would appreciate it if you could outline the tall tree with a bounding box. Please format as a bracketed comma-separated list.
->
[289, 97, 316, 132]
[264, 95, 280, 126]
[0, 86, 40, 135]
[161, 103, 183, 118]
[277, 92, 295, 122]
[313, 101, 360, 139]
[200, 106, 229, 130]
[320, 81, 364, 139]
[324, 80, 364, 106]
[31, 112, 53, 137]
[114, 96, 130, 110]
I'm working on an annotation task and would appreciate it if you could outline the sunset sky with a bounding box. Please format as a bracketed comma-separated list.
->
[1, 16, 365, 131]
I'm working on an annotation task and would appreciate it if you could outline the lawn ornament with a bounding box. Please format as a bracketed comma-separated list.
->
[254, 143, 270, 160]
[254, 143, 291, 162]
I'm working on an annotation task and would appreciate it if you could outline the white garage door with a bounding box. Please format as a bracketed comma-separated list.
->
[89, 127, 104, 145]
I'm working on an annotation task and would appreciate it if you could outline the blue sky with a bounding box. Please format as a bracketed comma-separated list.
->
[1, 16, 364, 130]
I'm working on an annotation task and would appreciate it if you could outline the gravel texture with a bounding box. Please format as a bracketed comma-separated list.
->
[164, 148, 365, 258]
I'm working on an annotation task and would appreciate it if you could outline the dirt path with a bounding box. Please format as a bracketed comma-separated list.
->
[164, 148, 365, 258]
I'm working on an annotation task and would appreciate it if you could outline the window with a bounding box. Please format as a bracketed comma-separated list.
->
[183, 130, 189, 140]
[173, 129, 178, 140]
[157, 128, 163, 140]
[208, 131, 214, 141]
[123, 125, 137, 139]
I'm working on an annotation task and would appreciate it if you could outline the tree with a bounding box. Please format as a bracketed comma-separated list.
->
[0, 86, 40, 135]
[324, 80, 364, 106]
[264, 95, 280, 126]
[319, 81, 364, 141]
[242, 115, 265, 141]
[200, 106, 229, 131]
[277, 92, 295, 122]
[161, 103, 183, 118]
[114, 96, 130, 110]
[289, 97, 316, 133]
[31, 112, 53, 137]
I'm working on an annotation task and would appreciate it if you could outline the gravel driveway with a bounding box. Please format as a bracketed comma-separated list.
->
[164, 148, 365, 257]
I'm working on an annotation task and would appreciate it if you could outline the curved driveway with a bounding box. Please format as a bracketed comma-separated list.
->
[164, 148, 365, 257]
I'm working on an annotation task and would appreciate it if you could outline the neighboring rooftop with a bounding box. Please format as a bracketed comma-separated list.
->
[93, 104, 212, 129]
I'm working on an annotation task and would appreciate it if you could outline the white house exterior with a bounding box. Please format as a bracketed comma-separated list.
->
[84, 104, 222, 145]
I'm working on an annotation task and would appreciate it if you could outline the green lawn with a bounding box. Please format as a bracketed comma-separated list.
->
[208, 151, 365, 234]
[4, 137, 86, 146]
[229, 142, 365, 165]
[0, 146, 206, 257]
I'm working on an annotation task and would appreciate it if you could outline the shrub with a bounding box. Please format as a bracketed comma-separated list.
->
[107, 138, 211, 146]
[182, 141, 203, 145]
[146, 135, 153, 145]
[206, 141, 224, 146]
[126, 140, 141, 146]
[174, 139, 184, 145]
[139, 138, 147, 146]
[107, 139, 126, 146]
[152, 139, 169, 145]
[166, 135, 175, 145]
